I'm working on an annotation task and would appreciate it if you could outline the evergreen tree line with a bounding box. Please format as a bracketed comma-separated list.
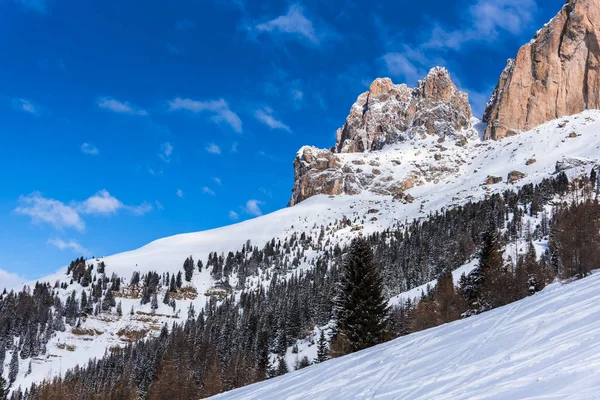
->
[3, 171, 596, 399]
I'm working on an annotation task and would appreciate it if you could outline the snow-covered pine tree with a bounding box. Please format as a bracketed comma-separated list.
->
[8, 349, 18, 385]
[335, 236, 388, 354]
[315, 330, 329, 363]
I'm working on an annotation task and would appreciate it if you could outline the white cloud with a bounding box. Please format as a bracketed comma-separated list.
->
[425, 0, 538, 50]
[0, 268, 25, 292]
[381, 52, 425, 87]
[213, 177, 222, 185]
[169, 98, 242, 133]
[292, 89, 304, 102]
[231, 142, 238, 153]
[177, 189, 184, 198]
[228, 210, 239, 221]
[14, 0, 47, 13]
[79, 190, 123, 215]
[15, 192, 85, 231]
[206, 143, 221, 155]
[81, 143, 99, 155]
[47, 238, 91, 256]
[202, 187, 216, 196]
[16, 191, 153, 231]
[244, 199, 263, 217]
[155, 200, 164, 210]
[126, 202, 153, 216]
[159, 142, 173, 162]
[255, 4, 319, 44]
[13, 98, 38, 114]
[254, 107, 291, 132]
[97, 97, 148, 116]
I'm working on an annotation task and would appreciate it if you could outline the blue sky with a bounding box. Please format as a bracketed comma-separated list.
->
[0, 0, 564, 283]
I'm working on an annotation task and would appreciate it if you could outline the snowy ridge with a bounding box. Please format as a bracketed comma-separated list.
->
[213, 271, 600, 400]
[5, 110, 600, 391]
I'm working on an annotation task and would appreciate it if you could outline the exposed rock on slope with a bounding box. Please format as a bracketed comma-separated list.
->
[335, 67, 472, 153]
[289, 68, 475, 206]
[484, 0, 600, 140]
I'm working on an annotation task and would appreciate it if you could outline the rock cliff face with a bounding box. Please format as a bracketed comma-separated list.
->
[484, 0, 600, 140]
[335, 67, 472, 153]
[289, 68, 475, 206]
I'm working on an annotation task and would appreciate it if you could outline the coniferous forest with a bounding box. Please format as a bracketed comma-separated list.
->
[2, 170, 600, 399]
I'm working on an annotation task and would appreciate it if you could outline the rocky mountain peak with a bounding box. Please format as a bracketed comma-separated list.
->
[334, 67, 472, 153]
[484, 0, 600, 139]
[289, 68, 476, 207]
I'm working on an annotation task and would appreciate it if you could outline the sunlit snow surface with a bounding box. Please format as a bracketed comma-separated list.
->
[214, 272, 600, 400]
[5, 111, 600, 392]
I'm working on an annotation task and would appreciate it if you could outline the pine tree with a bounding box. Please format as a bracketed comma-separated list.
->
[176, 272, 183, 289]
[335, 236, 388, 354]
[276, 357, 288, 376]
[151, 293, 158, 314]
[117, 301, 123, 317]
[479, 227, 508, 309]
[183, 256, 195, 282]
[315, 330, 329, 363]
[0, 376, 6, 399]
[8, 350, 18, 385]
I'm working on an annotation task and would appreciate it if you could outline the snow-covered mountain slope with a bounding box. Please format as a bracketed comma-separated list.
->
[213, 271, 600, 400]
[5, 110, 600, 392]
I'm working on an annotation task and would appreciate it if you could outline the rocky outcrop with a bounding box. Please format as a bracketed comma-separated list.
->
[335, 67, 473, 153]
[484, 0, 600, 140]
[288, 146, 422, 206]
[289, 147, 344, 206]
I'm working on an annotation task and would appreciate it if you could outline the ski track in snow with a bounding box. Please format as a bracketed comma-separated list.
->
[213, 272, 600, 400]
[4, 111, 600, 392]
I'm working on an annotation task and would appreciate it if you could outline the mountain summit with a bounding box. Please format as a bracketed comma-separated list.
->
[335, 67, 472, 153]
[484, 0, 600, 139]
[289, 68, 475, 206]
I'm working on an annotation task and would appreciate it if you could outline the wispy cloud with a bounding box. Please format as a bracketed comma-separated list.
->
[97, 97, 148, 116]
[176, 189, 184, 198]
[426, 0, 537, 50]
[127, 202, 153, 216]
[166, 42, 183, 55]
[16, 190, 153, 231]
[381, 50, 428, 86]
[14, 0, 47, 13]
[231, 142, 238, 153]
[159, 142, 173, 162]
[244, 199, 263, 217]
[81, 143, 99, 155]
[202, 187, 216, 196]
[228, 210, 239, 221]
[254, 107, 291, 132]
[47, 238, 91, 256]
[15, 192, 85, 231]
[13, 98, 38, 114]
[0, 268, 25, 292]
[212, 177, 222, 186]
[205, 143, 221, 155]
[169, 98, 242, 133]
[254, 4, 322, 45]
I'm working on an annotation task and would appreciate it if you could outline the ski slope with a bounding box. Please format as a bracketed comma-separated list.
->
[213, 272, 600, 400]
